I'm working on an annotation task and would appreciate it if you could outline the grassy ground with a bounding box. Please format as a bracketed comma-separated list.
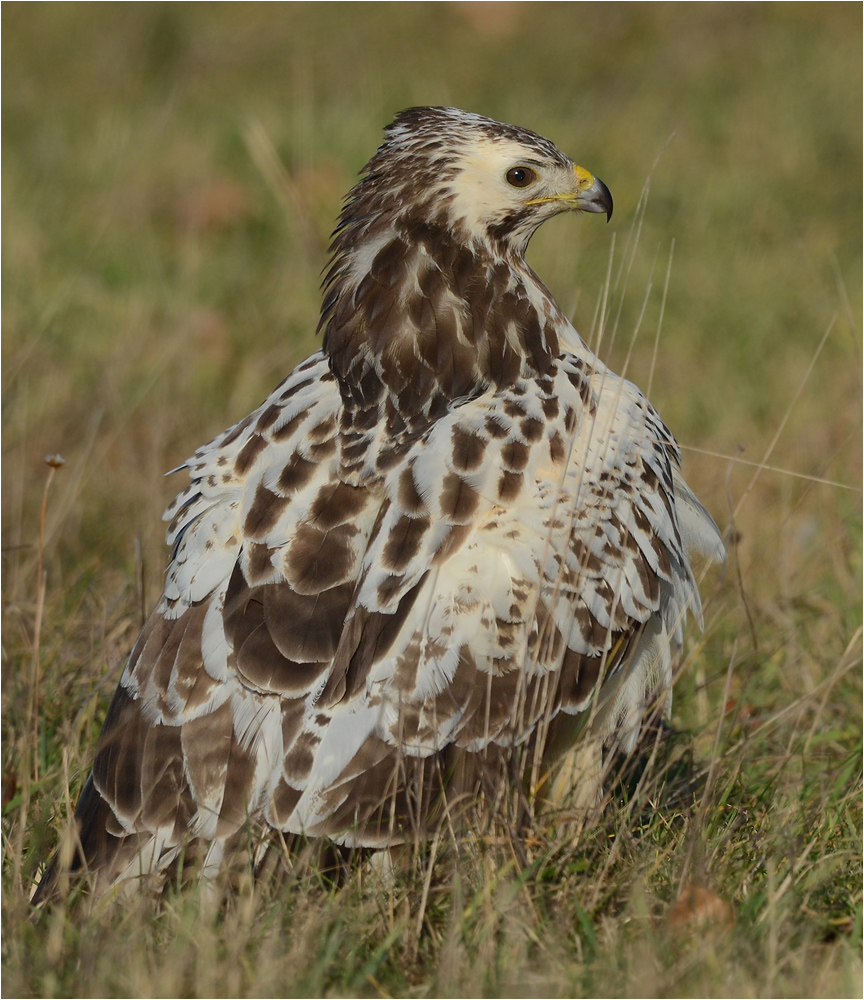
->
[3, 4, 861, 997]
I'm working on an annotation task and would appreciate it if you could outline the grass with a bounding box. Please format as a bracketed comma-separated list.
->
[2, 4, 861, 997]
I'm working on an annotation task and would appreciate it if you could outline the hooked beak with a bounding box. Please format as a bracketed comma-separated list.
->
[571, 165, 613, 221]
[525, 164, 613, 222]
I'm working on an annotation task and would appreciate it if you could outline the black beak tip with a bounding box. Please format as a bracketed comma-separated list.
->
[597, 177, 613, 222]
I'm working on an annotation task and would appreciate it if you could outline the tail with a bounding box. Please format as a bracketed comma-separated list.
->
[31, 668, 255, 903]
[31, 677, 172, 905]
[31, 774, 151, 905]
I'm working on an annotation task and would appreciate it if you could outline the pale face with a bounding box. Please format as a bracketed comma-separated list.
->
[336, 108, 611, 259]
[442, 135, 612, 251]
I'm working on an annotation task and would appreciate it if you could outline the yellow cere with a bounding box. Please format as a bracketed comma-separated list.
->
[524, 164, 597, 207]
[573, 164, 596, 188]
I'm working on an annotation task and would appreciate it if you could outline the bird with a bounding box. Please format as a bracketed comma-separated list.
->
[33, 106, 724, 901]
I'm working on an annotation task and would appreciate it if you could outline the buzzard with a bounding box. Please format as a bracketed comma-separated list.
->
[34, 107, 724, 900]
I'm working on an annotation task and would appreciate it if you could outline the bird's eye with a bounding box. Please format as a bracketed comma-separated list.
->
[506, 166, 538, 188]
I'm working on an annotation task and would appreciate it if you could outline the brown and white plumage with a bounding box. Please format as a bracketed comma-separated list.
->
[34, 107, 724, 900]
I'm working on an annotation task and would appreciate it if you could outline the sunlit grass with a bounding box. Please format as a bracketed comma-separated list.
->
[3, 4, 861, 997]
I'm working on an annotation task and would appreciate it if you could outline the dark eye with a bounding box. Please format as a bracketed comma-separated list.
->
[506, 166, 538, 188]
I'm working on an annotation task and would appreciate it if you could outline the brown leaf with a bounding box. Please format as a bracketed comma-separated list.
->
[666, 883, 735, 933]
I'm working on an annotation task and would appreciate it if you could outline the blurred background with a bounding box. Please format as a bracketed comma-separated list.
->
[2, 5, 861, 986]
[4, 4, 860, 587]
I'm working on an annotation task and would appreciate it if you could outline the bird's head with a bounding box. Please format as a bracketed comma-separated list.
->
[322, 108, 613, 412]
[341, 106, 612, 256]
